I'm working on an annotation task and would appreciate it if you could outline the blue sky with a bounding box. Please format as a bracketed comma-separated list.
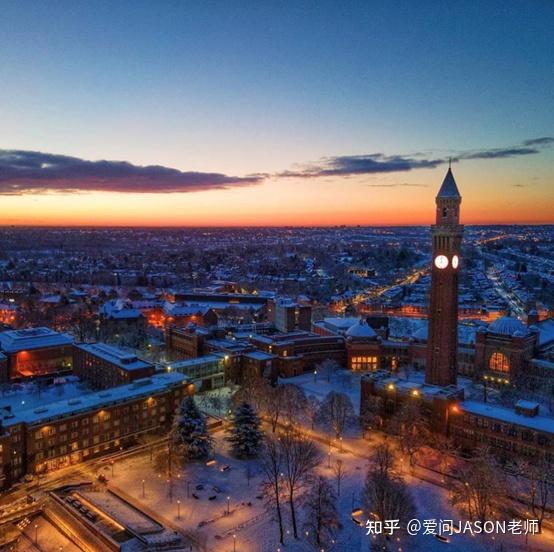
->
[0, 1, 553, 225]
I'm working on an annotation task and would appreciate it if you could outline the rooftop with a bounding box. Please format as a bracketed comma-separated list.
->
[436, 167, 461, 199]
[76, 342, 153, 371]
[0, 327, 73, 353]
[461, 400, 554, 435]
[1, 372, 187, 427]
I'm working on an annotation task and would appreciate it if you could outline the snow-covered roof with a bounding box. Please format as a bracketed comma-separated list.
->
[0, 327, 73, 353]
[167, 354, 225, 371]
[76, 342, 153, 371]
[536, 318, 554, 347]
[322, 317, 359, 332]
[1, 372, 187, 427]
[436, 168, 461, 199]
[346, 319, 377, 339]
[100, 299, 142, 320]
[163, 301, 211, 317]
[409, 321, 477, 344]
[461, 400, 554, 434]
[243, 351, 275, 361]
[488, 316, 529, 337]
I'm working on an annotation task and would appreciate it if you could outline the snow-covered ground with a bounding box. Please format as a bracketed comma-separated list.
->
[15, 514, 81, 552]
[105, 427, 553, 552]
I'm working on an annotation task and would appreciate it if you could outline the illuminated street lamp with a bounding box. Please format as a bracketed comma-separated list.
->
[34, 524, 38, 545]
[227, 496, 230, 515]
[177, 499, 181, 520]
[313, 369, 318, 383]
[233, 533, 237, 552]
[142, 479, 145, 498]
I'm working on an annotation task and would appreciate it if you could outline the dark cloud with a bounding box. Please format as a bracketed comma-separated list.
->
[2, 136, 552, 195]
[0, 150, 263, 195]
[279, 137, 553, 179]
[457, 136, 554, 160]
[278, 154, 444, 178]
[522, 137, 554, 146]
[458, 147, 539, 160]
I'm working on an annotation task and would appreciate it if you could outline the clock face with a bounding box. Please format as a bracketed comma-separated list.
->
[434, 255, 449, 269]
[452, 255, 459, 269]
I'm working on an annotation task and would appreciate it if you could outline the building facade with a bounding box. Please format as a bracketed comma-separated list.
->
[0, 372, 191, 489]
[0, 327, 74, 381]
[73, 342, 155, 390]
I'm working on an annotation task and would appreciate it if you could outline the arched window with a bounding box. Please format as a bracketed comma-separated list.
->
[489, 352, 509, 373]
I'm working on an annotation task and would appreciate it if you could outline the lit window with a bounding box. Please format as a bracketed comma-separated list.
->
[489, 352, 509, 373]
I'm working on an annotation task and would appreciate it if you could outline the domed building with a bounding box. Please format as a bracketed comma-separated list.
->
[345, 319, 383, 371]
[474, 316, 538, 384]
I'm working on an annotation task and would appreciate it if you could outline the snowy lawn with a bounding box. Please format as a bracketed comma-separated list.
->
[105, 426, 553, 552]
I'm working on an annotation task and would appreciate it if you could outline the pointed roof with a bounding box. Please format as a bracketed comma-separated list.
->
[437, 167, 461, 199]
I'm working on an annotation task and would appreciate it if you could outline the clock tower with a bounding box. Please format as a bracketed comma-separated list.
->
[426, 165, 463, 387]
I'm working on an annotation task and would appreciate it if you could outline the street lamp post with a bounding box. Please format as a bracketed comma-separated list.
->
[142, 479, 145, 498]
[313, 370, 318, 383]
[34, 524, 38, 545]
[110, 460, 114, 478]
[227, 496, 230, 515]
[327, 451, 331, 468]
[233, 533, 237, 552]
[177, 500, 181, 520]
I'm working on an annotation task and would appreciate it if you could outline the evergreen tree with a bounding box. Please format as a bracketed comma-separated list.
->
[226, 402, 263, 458]
[173, 396, 213, 460]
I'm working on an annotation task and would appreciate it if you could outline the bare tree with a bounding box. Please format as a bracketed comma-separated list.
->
[232, 377, 270, 413]
[280, 428, 322, 539]
[363, 444, 415, 541]
[303, 475, 342, 546]
[281, 384, 307, 426]
[449, 448, 505, 523]
[519, 456, 552, 531]
[260, 435, 286, 544]
[153, 437, 178, 502]
[394, 401, 431, 467]
[265, 385, 286, 433]
[332, 458, 347, 497]
[318, 358, 341, 382]
[304, 394, 320, 430]
[318, 391, 357, 439]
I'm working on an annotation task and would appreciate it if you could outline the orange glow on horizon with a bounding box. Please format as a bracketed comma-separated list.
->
[1, 167, 552, 227]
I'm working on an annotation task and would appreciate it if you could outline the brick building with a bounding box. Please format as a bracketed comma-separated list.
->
[0, 372, 190, 489]
[0, 327, 74, 381]
[73, 342, 155, 390]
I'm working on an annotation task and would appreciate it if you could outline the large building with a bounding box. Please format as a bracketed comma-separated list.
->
[270, 298, 312, 333]
[0, 327, 74, 381]
[0, 372, 191, 489]
[73, 342, 155, 390]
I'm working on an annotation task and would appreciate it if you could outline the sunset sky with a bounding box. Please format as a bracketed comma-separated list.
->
[1, 1, 553, 226]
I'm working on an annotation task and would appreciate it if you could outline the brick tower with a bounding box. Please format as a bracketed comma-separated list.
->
[425, 165, 464, 386]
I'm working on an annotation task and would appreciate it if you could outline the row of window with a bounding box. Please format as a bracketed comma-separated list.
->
[460, 415, 550, 447]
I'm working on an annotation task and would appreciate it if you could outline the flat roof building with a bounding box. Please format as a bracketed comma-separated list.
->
[74, 342, 155, 390]
[0, 327, 74, 381]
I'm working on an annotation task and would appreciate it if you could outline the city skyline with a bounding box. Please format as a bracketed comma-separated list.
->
[1, 2, 553, 226]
